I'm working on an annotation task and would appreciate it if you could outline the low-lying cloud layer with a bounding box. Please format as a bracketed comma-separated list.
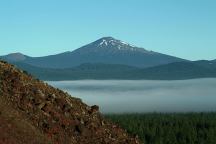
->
[48, 79, 216, 113]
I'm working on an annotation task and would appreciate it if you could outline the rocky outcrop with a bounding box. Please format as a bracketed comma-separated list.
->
[0, 60, 140, 144]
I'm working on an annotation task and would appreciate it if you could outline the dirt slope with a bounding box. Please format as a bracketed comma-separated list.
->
[0, 61, 140, 144]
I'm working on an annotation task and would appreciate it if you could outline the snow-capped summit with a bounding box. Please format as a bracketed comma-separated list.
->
[87, 37, 149, 53]
[97, 37, 135, 48]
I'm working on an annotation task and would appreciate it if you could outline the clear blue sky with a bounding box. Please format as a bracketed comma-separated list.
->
[0, 0, 215, 60]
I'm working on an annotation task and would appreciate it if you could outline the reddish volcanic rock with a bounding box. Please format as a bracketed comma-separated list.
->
[0, 60, 141, 144]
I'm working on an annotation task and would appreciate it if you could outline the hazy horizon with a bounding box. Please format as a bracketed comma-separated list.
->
[2, 46, 215, 61]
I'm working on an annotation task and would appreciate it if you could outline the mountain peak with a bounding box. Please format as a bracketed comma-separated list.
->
[87, 37, 150, 53]
[3, 52, 27, 62]
[100, 36, 115, 40]
[7, 52, 24, 56]
[95, 37, 135, 47]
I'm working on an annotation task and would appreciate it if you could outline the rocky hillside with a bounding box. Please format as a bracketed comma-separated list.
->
[0, 60, 140, 144]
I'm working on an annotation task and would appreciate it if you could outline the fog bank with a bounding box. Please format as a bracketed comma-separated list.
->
[48, 79, 216, 113]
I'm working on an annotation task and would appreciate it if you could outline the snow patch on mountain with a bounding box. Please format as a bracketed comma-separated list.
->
[94, 37, 149, 52]
[99, 39, 108, 46]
